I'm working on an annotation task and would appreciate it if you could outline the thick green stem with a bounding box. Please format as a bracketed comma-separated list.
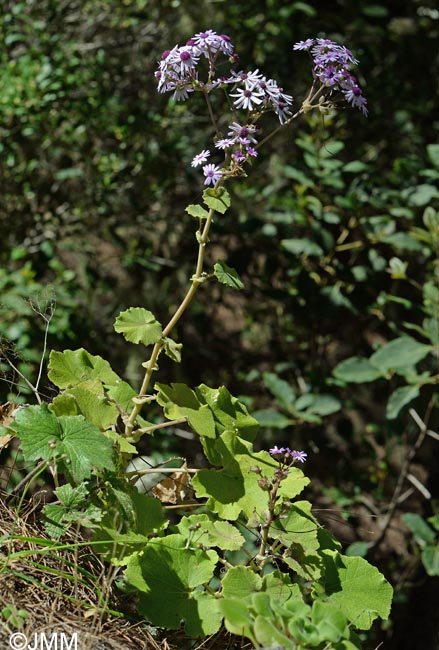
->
[124, 205, 217, 438]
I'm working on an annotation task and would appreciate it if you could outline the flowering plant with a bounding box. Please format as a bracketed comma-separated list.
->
[7, 30, 392, 648]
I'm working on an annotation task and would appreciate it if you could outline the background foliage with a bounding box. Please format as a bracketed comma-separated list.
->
[1, 1, 439, 648]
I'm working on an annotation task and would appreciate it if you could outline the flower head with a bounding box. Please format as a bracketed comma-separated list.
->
[293, 38, 314, 51]
[231, 85, 265, 111]
[203, 163, 223, 186]
[289, 450, 307, 463]
[269, 446, 307, 463]
[269, 446, 286, 456]
[215, 137, 236, 150]
[191, 149, 211, 167]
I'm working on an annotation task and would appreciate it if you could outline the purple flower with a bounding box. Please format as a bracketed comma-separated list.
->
[215, 137, 236, 150]
[232, 151, 246, 164]
[191, 149, 211, 167]
[290, 450, 307, 463]
[269, 446, 286, 456]
[246, 147, 258, 157]
[293, 39, 314, 51]
[203, 163, 223, 186]
[228, 122, 258, 145]
[231, 85, 265, 111]
[343, 84, 368, 116]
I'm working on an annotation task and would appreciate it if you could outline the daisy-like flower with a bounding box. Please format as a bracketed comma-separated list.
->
[232, 151, 246, 164]
[293, 38, 314, 51]
[191, 149, 211, 167]
[218, 34, 234, 57]
[215, 138, 236, 150]
[173, 46, 199, 75]
[289, 450, 307, 463]
[203, 163, 223, 186]
[192, 30, 221, 55]
[227, 122, 258, 144]
[231, 69, 264, 88]
[231, 85, 265, 111]
[269, 446, 286, 456]
[343, 84, 368, 115]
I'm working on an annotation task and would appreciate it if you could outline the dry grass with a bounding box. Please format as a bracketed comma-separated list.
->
[0, 495, 171, 650]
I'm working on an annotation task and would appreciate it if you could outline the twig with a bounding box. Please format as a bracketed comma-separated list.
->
[369, 405, 435, 549]
[4, 460, 49, 504]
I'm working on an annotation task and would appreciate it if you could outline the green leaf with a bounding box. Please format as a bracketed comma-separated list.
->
[155, 382, 216, 438]
[185, 204, 209, 219]
[270, 500, 319, 551]
[14, 404, 115, 483]
[262, 571, 302, 607]
[253, 616, 292, 647]
[213, 262, 244, 290]
[345, 541, 369, 558]
[219, 598, 255, 642]
[43, 504, 70, 538]
[51, 379, 119, 429]
[105, 380, 137, 412]
[162, 337, 183, 363]
[263, 372, 296, 408]
[281, 237, 323, 256]
[402, 513, 436, 545]
[202, 187, 231, 214]
[322, 550, 393, 630]
[221, 566, 262, 599]
[125, 534, 220, 636]
[177, 514, 245, 551]
[55, 482, 88, 508]
[48, 348, 120, 388]
[427, 144, 439, 169]
[343, 160, 368, 173]
[252, 408, 291, 429]
[312, 601, 349, 643]
[195, 384, 259, 443]
[114, 307, 162, 346]
[295, 393, 341, 416]
[386, 385, 420, 419]
[333, 357, 383, 383]
[408, 184, 438, 207]
[370, 336, 431, 371]
[422, 545, 439, 576]
[93, 492, 165, 558]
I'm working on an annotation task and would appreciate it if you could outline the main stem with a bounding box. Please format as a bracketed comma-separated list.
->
[124, 204, 217, 438]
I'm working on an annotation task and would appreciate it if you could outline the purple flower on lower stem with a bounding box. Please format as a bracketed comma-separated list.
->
[269, 446, 286, 456]
[203, 163, 223, 186]
[290, 450, 307, 463]
[191, 149, 210, 167]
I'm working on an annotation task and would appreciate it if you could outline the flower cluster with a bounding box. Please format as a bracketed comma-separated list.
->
[155, 32, 368, 184]
[228, 70, 294, 124]
[269, 446, 307, 463]
[155, 30, 234, 100]
[154, 31, 293, 124]
[294, 37, 368, 115]
[191, 121, 261, 185]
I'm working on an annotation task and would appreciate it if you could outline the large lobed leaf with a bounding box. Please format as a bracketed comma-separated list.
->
[13, 404, 115, 483]
[125, 534, 221, 636]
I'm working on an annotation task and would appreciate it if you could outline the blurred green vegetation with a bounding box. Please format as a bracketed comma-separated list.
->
[1, 1, 439, 647]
